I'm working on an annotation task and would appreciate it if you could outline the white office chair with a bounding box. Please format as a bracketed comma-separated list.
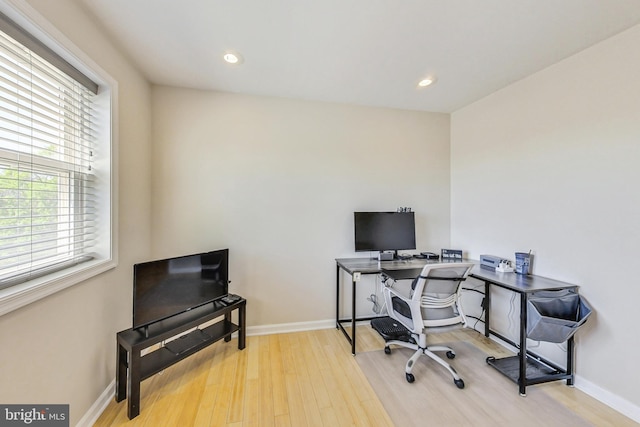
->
[373, 262, 474, 387]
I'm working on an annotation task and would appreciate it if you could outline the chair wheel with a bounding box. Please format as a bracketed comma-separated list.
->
[406, 373, 415, 383]
[454, 379, 465, 389]
[446, 351, 456, 359]
[384, 346, 391, 355]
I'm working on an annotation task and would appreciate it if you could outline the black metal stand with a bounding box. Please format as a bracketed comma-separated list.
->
[115, 298, 246, 419]
[479, 276, 575, 396]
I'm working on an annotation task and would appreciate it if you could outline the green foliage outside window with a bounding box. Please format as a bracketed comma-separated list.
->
[0, 166, 61, 268]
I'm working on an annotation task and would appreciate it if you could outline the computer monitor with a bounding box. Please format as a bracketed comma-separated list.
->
[354, 211, 416, 253]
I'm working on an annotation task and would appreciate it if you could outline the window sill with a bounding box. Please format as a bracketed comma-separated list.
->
[0, 258, 116, 317]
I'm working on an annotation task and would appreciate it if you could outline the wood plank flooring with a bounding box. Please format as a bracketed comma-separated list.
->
[95, 326, 637, 426]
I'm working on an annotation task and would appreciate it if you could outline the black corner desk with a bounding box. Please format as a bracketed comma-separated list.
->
[335, 257, 579, 395]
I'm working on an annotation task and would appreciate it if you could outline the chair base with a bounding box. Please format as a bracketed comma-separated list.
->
[371, 317, 465, 389]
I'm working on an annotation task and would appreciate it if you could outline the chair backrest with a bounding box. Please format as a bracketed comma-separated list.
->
[410, 262, 474, 330]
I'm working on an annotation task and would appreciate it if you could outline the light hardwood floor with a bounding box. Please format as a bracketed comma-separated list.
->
[95, 326, 637, 426]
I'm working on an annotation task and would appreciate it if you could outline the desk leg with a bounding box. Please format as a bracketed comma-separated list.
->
[224, 309, 232, 342]
[115, 343, 127, 402]
[566, 335, 574, 386]
[484, 281, 490, 337]
[238, 301, 246, 350]
[519, 293, 528, 396]
[350, 277, 357, 355]
[335, 264, 356, 354]
[336, 264, 340, 329]
[127, 351, 141, 419]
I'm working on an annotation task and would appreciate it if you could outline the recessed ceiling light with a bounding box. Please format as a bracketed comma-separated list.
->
[417, 76, 436, 88]
[223, 51, 243, 65]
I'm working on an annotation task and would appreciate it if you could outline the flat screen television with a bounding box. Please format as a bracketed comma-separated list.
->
[133, 249, 229, 330]
[354, 211, 416, 253]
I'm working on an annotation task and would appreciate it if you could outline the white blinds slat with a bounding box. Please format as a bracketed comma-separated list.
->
[0, 23, 97, 289]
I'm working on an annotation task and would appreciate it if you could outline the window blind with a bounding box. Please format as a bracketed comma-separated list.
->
[0, 21, 98, 289]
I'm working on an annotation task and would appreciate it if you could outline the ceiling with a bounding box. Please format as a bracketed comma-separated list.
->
[78, 0, 640, 113]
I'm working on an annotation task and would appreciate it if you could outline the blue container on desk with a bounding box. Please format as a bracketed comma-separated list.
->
[515, 252, 531, 275]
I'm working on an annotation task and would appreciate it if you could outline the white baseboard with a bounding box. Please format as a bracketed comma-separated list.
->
[574, 376, 640, 423]
[76, 379, 115, 427]
[246, 318, 335, 336]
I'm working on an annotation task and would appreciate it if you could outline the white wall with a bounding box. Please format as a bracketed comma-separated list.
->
[151, 87, 451, 327]
[451, 24, 640, 415]
[0, 1, 152, 425]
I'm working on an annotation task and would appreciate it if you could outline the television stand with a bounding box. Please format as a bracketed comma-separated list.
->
[115, 297, 246, 419]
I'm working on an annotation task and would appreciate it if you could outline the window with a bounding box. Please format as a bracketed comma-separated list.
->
[0, 8, 114, 313]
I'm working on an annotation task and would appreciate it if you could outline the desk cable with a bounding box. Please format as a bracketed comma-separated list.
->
[461, 284, 486, 333]
[508, 292, 518, 346]
[367, 273, 394, 315]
